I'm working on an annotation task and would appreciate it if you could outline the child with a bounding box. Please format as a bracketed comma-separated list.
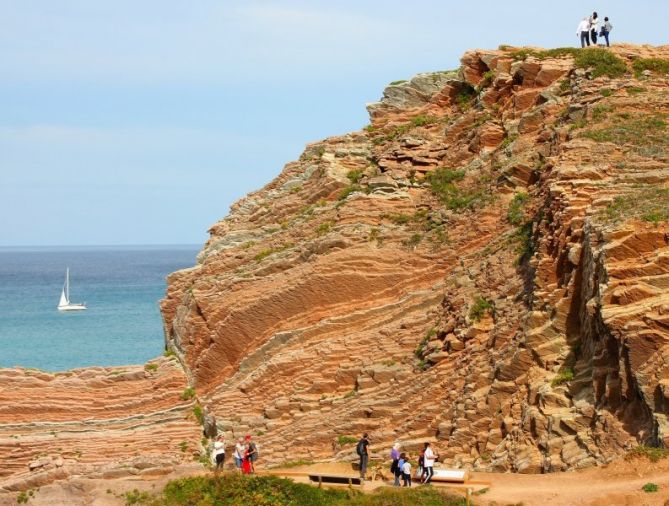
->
[401, 455, 412, 487]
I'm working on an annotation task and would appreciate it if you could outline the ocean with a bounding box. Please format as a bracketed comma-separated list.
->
[0, 245, 199, 371]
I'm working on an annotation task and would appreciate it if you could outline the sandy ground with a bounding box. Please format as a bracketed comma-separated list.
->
[2, 457, 669, 505]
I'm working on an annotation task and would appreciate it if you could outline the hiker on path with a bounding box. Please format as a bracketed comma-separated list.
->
[213, 434, 226, 471]
[577, 18, 591, 47]
[401, 453, 412, 487]
[423, 442, 439, 484]
[416, 448, 426, 483]
[245, 434, 258, 473]
[589, 12, 599, 45]
[600, 17, 613, 47]
[234, 437, 245, 473]
[390, 442, 401, 486]
[356, 433, 370, 481]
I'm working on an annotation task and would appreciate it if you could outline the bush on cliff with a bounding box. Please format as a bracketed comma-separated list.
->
[140, 474, 467, 506]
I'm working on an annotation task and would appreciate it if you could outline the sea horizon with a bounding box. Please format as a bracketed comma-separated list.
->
[0, 243, 202, 252]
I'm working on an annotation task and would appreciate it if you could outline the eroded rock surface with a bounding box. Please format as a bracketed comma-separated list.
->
[161, 45, 669, 472]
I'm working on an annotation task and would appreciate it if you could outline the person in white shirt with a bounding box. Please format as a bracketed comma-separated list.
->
[401, 457, 412, 487]
[577, 18, 591, 48]
[422, 442, 439, 484]
[234, 437, 245, 472]
[212, 434, 226, 471]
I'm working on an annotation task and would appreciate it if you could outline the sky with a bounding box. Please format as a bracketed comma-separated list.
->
[1, 1, 668, 246]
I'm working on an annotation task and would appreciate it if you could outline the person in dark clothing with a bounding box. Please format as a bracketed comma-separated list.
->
[600, 17, 613, 47]
[356, 433, 370, 481]
[589, 12, 599, 45]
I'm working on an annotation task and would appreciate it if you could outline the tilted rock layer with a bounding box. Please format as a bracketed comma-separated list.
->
[2, 45, 668, 497]
[162, 44, 669, 473]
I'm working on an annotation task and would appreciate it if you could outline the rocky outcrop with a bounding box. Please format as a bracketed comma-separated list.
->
[0, 358, 201, 491]
[161, 45, 669, 472]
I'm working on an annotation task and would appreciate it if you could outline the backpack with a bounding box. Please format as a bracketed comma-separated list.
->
[250, 442, 259, 459]
[356, 439, 365, 456]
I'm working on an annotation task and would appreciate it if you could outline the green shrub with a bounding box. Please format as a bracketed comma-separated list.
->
[426, 167, 490, 211]
[389, 79, 407, 86]
[551, 367, 574, 387]
[384, 213, 412, 225]
[315, 222, 333, 236]
[591, 104, 611, 121]
[581, 114, 667, 157]
[411, 114, 438, 127]
[599, 88, 612, 97]
[17, 491, 29, 504]
[124, 488, 152, 505]
[337, 435, 358, 446]
[156, 474, 464, 506]
[192, 405, 204, 425]
[178, 441, 188, 453]
[181, 387, 196, 401]
[469, 296, 493, 322]
[338, 184, 363, 201]
[627, 445, 669, 462]
[403, 233, 423, 248]
[455, 85, 477, 110]
[145, 363, 158, 372]
[626, 86, 645, 94]
[574, 48, 627, 78]
[507, 192, 529, 226]
[347, 169, 364, 184]
[632, 58, 669, 76]
[642, 482, 659, 493]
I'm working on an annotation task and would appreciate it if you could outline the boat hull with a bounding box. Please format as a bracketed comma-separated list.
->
[57, 304, 87, 311]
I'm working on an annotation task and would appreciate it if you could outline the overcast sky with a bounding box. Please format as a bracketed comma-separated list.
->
[2, 0, 667, 246]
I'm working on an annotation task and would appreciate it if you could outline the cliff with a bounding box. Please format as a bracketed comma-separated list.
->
[1, 44, 668, 499]
[161, 43, 669, 473]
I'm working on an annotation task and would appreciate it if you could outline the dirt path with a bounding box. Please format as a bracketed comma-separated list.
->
[3, 457, 669, 505]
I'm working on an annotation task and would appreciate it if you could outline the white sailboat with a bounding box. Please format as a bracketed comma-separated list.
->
[57, 268, 87, 311]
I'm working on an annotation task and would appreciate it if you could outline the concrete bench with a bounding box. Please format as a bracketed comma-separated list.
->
[431, 468, 470, 483]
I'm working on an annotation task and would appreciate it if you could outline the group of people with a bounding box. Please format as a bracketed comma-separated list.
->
[210, 434, 259, 474]
[577, 12, 613, 48]
[356, 434, 440, 486]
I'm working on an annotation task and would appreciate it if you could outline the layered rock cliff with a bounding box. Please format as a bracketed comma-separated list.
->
[2, 45, 668, 498]
[161, 44, 669, 473]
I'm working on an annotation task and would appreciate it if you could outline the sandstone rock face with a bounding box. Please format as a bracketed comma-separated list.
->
[2, 45, 669, 496]
[0, 358, 201, 491]
[161, 45, 669, 472]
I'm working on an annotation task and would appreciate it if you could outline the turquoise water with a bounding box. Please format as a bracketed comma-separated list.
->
[0, 246, 199, 371]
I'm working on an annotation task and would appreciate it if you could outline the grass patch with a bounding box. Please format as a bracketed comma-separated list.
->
[276, 459, 315, 468]
[426, 167, 490, 211]
[591, 104, 611, 122]
[124, 488, 152, 505]
[192, 405, 204, 425]
[181, 387, 196, 401]
[148, 474, 466, 506]
[347, 169, 364, 184]
[178, 441, 188, 453]
[315, 221, 333, 236]
[337, 435, 358, 446]
[599, 88, 612, 97]
[343, 390, 357, 399]
[389, 79, 407, 86]
[145, 363, 158, 373]
[627, 445, 669, 462]
[455, 85, 477, 110]
[507, 47, 627, 78]
[632, 58, 669, 77]
[338, 184, 365, 201]
[626, 86, 645, 95]
[507, 192, 529, 226]
[601, 188, 669, 225]
[642, 482, 659, 493]
[403, 233, 423, 249]
[581, 114, 668, 157]
[551, 367, 574, 387]
[469, 296, 493, 322]
[411, 114, 439, 127]
[254, 243, 295, 262]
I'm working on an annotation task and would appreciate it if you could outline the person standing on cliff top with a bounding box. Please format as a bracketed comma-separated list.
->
[600, 17, 613, 47]
[589, 12, 599, 45]
[577, 17, 591, 48]
[356, 433, 370, 481]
